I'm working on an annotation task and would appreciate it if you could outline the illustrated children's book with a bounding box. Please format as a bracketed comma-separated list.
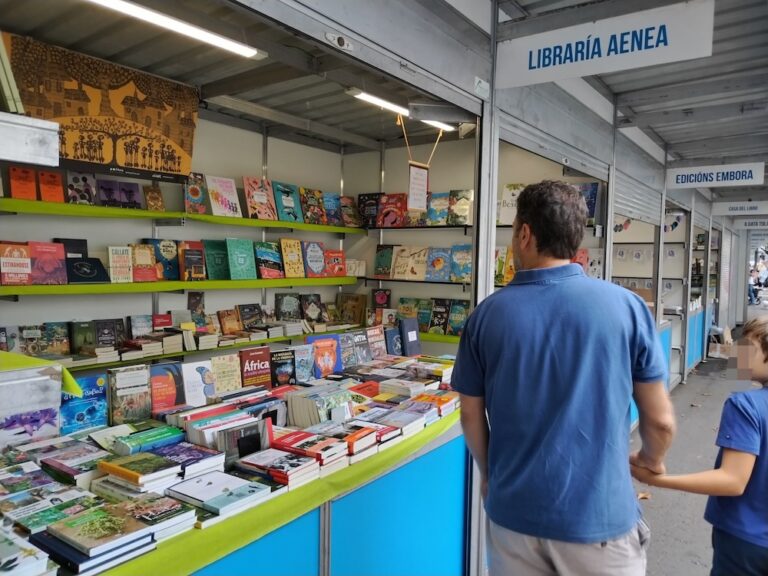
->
[184, 173, 211, 215]
[272, 181, 304, 223]
[426, 191, 450, 226]
[339, 196, 362, 227]
[254, 241, 285, 279]
[357, 193, 383, 228]
[301, 241, 326, 278]
[425, 247, 451, 282]
[324, 249, 346, 277]
[447, 299, 470, 337]
[61, 373, 108, 435]
[206, 175, 242, 218]
[450, 244, 472, 284]
[243, 177, 277, 220]
[373, 245, 395, 279]
[497, 184, 522, 225]
[429, 299, 451, 334]
[306, 334, 342, 378]
[323, 192, 343, 226]
[143, 184, 166, 212]
[299, 188, 327, 225]
[447, 189, 474, 226]
[143, 239, 179, 281]
[280, 239, 305, 278]
[376, 194, 407, 228]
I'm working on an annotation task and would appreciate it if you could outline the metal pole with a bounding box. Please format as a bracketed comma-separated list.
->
[682, 193, 695, 381]
[379, 141, 386, 193]
[603, 95, 618, 281]
[655, 145, 668, 324]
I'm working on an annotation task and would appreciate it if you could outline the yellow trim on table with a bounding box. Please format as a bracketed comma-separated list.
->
[0, 351, 82, 397]
[105, 411, 460, 576]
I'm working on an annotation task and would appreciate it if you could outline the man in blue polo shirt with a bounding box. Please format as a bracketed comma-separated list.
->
[454, 180, 677, 575]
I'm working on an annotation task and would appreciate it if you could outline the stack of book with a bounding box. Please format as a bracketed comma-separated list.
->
[85, 346, 120, 364]
[271, 427, 349, 473]
[148, 331, 184, 355]
[195, 332, 219, 351]
[304, 421, 378, 456]
[149, 442, 225, 479]
[166, 470, 272, 521]
[0, 529, 51, 576]
[121, 338, 163, 359]
[354, 406, 426, 439]
[284, 384, 354, 428]
[97, 453, 182, 496]
[235, 448, 320, 489]
[411, 390, 459, 417]
[39, 443, 111, 488]
[394, 399, 440, 426]
[111, 425, 185, 456]
[379, 377, 427, 398]
[14, 489, 104, 534]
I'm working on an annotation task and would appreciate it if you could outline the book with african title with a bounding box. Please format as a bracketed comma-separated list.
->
[130, 244, 157, 283]
[254, 241, 285, 279]
[184, 172, 211, 215]
[240, 346, 272, 389]
[205, 175, 242, 218]
[272, 181, 304, 223]
[301, 241, 326, 278]
[280, 238, 305, 278]
[299, 187, 327, 225]
[243, 177, 277, 220]
[339, 196, 362, 227]
[202, 239, 230, 280]
[107, 246, 132, 283]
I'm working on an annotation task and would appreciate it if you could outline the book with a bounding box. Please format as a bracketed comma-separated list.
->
[166, 471, 249, 508]
[149, 362, 186, 414]
[503, 247, 516, 284]
[181, 361, 216, 407]
[201, 239, 230, 280]
[337, 293, 367, 325]
[54, 238, 88, 259]
[358, 193, 383, 228]
[272, 181, 304, 223]
[300, 293, 323, 323]
[399, 318, 421, 356]
[305, 334, 342, 378]
[446, 300, 470, 336]
[61, 373, 108, 435]
[384, 328, 403, 355]
[184, 173, 210, 214]
[292, 344, 314, 383]
[205, 175, 242, 217]
[215, 419, 273, 465]
[381, 308, 398, 327]
[426, 191, 450, 226]
[301, 241, 326, 278]
[142, 183, 166, 212]
[94, 319, 117, 349]
[108, 384, 151, 426]
[65, 257, 110, 284]
[376, 193, 407, 227]
[243, 177, 277, 220]
[16, 491, 104, 534]
[397, 297, 418, 320]
[270, 349, 296, 386]
[391, 246, 428, 281]
[351, 330, 373, 364]
[39, 444, 110, 489]
[130, 244, 157, 283]
[111, 426, 185, 456]
[373, 244, 396, 279]
[9, 166, 38, 200]
[107, 246, 132, 283]
[254, 241, 284, 279]
[338, 333, 356, 369]
[339, 196, 361, 227]
[372, 289, 391, 308]
[425, 247, 451, 282]
[150, 442, 224, 478]
[299, 187, 327, 225]
[143, 239, 179, 280]
[69, 321, 95, 354]
[450, 244, 473, 283]
[574, 182, 599, 226]
[217, 309, 243, 336]
[324, 249, 346, 277]
[210, 354, 243, 395]
[29, 242, 67, 285]
[494, 246, 506, 286]
[0, 242, 32, 285]
[226, 238, 257, 280]
[416, 299, 433, 333]
[447, 189, 474, 225]
[240, 346, 272, 389]
[98, 453, 181, 486]
[275, 292, 302, 321]
[280, 238, 305, 278]
[365, 326, 388, 359]
[96, 179, 121, 207]
[428, 298, 451, 334]
[182, 248, 206, 281]
[119, 182, 143, 209]
[38, 170, 65, 203]
[66, 172, 97, 205]
[127, 315, 152, 340]
[236, 303, 263, 330]
[497, 183, 522, 225]
[323, 192, 343, 226]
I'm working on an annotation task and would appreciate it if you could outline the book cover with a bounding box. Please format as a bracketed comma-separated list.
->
[392, 246, 428, 281]
[280, 238, 305, 278]
[0, 243, 32, 285]
[61, 373, 108, 435]
[150, 362, 186, 414]
[65, 258, 110, 284]
[184, 173, 210, 214]
[109, 385, 151, 425]
[292, 344, 314, 383]
[375, 193, 407, 228]
[373, 245, 395, 279]
[384, 327, 403, 356]
[398, 318, 421, 356]
[416, 299, 433, 333]
[211, 354, 243, 395]
[119, 182, 143, 209]
[275, 292, 301, 321]
[182, 249, 206, 281]
[323, 192, 343, 226]
[338, 333, 357, 369]
[336, 293, 366, 325]
[240, 346, 272, 389]
[54, 238, 88, 259]
[226, 238, 257, 280]
[497, 184, 522, 225]
[574, 182, 599, 226]
[143, 184, 166, 212]
[503, 247, 516, 284]
[107, 246, 132, 283]
[357, 193, 383, 228]
[324, 249, 346, 277]
[425, 247, 451, 282]
[270, 350, 296, 387]
[571, 248, 590, 272]
[94, 319, 117, 348]
[38, 170, 64, 203]
[428, 299, 451, 334]
[397, 297, 418, 321]
[127, 315, 152, 339]
[206, 175, 242, 218]
[236, 303, 263, 330]
[9, 166, 38, 200]
[426, 191, 450, 226]
[381, 308, 398, 327]
[167, 471, 247, 505]
[130, 244, 157, 283]
[366, 325, 387, 359]
[181, 361, 216, 407]
[69, 321, 95, 354]
[254, 241, 284, 279]
[300, 293, 323, 323]
[299, 188, 327, 225]
[150, 442, 222, 473]
[152, 314, 173, 331]
[29, 242, 67, 285]
[40, 322, 70, 355]
[351, 330, 373, 364]
[272, 181, 304, 223]
[243, 177, 277, 220]
[447, 189, 474, 226]
[305, 334, 342, 378]
[339, 196, 361, 227]
[66, 172, 97, 205]
[142, 239, 179, 281]
[202, 239, 230, 280]
[494, 247, 506, 286]
[301, 241, 326, 278]
[372, 288, 391, 308]
[447, 299, 470, 336]
[217, 309, 243, 335]
[450, 244, 473, 283]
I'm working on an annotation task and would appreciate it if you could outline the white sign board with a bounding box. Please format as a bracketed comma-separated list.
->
[713, 200, 768, 216]
[496, 0, 714, 88]
[734, 218, 768, 230]
[408, 162, 429, 211]
[667, 162, 765, 190]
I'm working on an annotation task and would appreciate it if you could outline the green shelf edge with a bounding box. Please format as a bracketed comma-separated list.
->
[185, 213, 364, 235]
[0, 277, 359, 297]
[419, 332, 460, 344]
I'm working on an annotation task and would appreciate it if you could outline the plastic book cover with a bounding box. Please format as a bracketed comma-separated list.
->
[184, 173, 210, 215]
[497, 184, 522, 225]
[300, 294, 323, 323]
[425, 247, 451, 282]
[29, 241, 67, 285]
[142, 184, 165, 212]
[280, 238, 305, 278]
[37, 170, 64, 203]
[61, 373, 108, 435]
[373, 244, 395, 279]
[206, 175, 242, 218]
[226, 238, 257, 280]
[254, 241, 285, 279]
[9, 166, 37, 200]
[292, 344, 314, 383]
[428, 299, 451, 335]
[375, 193, 407, 228]
[143, 239, 179, 280]
[149, 362, 186, 414]
[324, 249, 346, 277]
[358, 193, 383, 228]
[301, 241, 326, 278]
[272, 181, 304, 223]
[243, 177, 277, 220]
[211, 354, 243, 395]
[450, 244, 473, 283]
[323, 192, 343, 226]
[65, 172, 97, 205]
[202, 239, 230, 280]
[130, 244, 157, 283]
[416, 299, 433, 333]
[426, 191, 450, 226]
[270, 350, 296, 386]
[0, 243, 32, 285]
[299, 187, 327, 225]
[446, 189, 474, 226]
[181, 361, 216, 407]
[339, 196, 361, 227]
[236, 303, 263, 330]
[119, 182, 143, 209]
[65, 258, 110, 284]
[275, 292, 301, 321]
[239, 346, 272, 388]
[447, 300, 470, 336]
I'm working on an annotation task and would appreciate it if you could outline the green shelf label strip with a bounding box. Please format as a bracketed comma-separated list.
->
[419, 332, 460, 344]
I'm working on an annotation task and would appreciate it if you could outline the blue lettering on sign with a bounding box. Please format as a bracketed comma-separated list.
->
[716, 169, 754, 182]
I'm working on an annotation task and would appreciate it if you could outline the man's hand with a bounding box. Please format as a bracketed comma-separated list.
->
[630, 450, 666, 475]
[631, 464, 662, 485]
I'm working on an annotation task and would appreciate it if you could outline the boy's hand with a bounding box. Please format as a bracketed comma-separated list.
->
[630, 450, 666, 474]
[631, 464, 662, 485]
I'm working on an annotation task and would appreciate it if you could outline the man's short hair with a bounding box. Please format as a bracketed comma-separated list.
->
[516, 180, 587, 259]
[743, 316, 768, 361]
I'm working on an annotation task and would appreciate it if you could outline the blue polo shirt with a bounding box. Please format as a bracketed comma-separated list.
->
[705, 388, 768, 548]
[453, 264, 667, 543]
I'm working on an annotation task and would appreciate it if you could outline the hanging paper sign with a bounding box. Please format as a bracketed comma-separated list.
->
[408, 162, 429, 212]
[667, 162, 765, 190]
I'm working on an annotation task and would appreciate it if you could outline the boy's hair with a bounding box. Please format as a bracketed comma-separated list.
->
[742, 316, 768, 361]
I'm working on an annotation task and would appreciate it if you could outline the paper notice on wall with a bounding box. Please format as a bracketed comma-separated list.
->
[408, 162, 429, 211]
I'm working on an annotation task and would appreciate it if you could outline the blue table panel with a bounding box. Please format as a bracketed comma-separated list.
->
[659, 326, 673, 389]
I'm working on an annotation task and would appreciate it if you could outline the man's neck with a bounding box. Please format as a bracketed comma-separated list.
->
[522, 257, 572, 271]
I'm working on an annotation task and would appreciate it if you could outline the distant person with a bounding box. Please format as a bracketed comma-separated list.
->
[748, 269, 759, 305]
[454, 180, 676, 575]
[633, 316, 768, 576]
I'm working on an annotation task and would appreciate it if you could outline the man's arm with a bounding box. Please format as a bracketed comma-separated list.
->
[632, 448, 756, 496]
[459, 394, 489, 496]
[631, 380, 676, 474]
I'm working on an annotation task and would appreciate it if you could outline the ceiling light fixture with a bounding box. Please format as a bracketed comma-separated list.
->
[83, 0, 260, 58]
[347, 89, 456, 132]
[422, 120, 456, 132]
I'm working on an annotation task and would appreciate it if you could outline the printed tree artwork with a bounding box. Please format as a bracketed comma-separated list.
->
[4, 32, 198, 176]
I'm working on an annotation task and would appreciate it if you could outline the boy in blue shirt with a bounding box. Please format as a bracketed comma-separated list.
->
[632, 316, 768, 576]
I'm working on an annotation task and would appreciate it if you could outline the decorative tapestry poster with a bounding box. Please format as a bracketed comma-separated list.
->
[3, 32, 198, 180]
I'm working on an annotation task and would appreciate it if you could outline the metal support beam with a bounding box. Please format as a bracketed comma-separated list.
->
[617, 73, 768, 108]
[206, 95, 380, 150]
[201, 64, 313, 99]
[498, 0, 528, 19]
[618, 100, 768, 129]
[655, 145, 669, 324]
[668, 134, 768, 156]
[668, 154, 768, 168]
[497, 0, 681, 41]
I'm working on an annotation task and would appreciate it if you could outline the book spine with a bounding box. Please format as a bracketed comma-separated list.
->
[97, 462, 142, 484]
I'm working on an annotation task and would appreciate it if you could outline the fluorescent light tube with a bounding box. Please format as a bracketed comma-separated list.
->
[83, 0, 259, 58]
[348, 89, 410, 117]
[421, 120, 455, 132]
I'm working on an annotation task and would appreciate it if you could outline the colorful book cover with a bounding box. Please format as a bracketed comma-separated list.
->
[272, 181, 304, 223]
[181, 361, 216, 407]
[306, 334, 342, 378]
[339, 196, 361, 227]
[202, 239, 230, 280]
[143, 184, 166, 212]
[381, 308, 398, 327]
[206, 175, 242, 218]
[376, 193, 407, 228]
[40, 322, 70, 355]
[66, 172, 97, 205]
[61, 373, 108, 435]
[130, 244, 157, 283]
[358, 193, 383, 228]
[109, 384, 151, 425]
[574, 182, 599, 226]
[300, 294, 323, 323]
[127, 315, 152, 339]
[450, 244, 473, 283]
[9, 166, 38, 200]
[373, 245, 395, 279]
[236, 304, 263, 330]
[372, 289, 391, 308]
[447, 189, 474, 226]
[280, 238, 305, 278]
[397, 297, 418, 321]
[447, 299, 470, 336]
[299, 188, 327, 225]
[392, 246, 428, 281]
[0, 243, 32, 285]
[240, 346, 272, 389]
[19, 493, 105, 534]
[182, 249, 206, 281]
[366, 325, 388, 359]
[38, 170, 64, 203]
[226, 238, 257, 280]
[143, 239, 179, 280]
[494, 247, 507, 286]
[270, 349, 296, 387]
[217, 309, 243, 335]
[254, 241, 284, 279]
[107, 246, 132, 283]
[351, 330, 373, 364]
[301, 241, 326, 278]
[323, 192, 343, 226]
[428, 298, 451, 334]
[211, 354, 243, 395]
[336, 293, 367, 325]
[292, 344, 314, 383]
[119, 182, 143, 209]
[426, 191, 450, 226]
[425, 247, 451, 282]
[338, 333, 357, 369]
[497, 184, 522, 225]
[416, 299, 433, 333]
[324, 249, 346, 277]
[29, 241, 67, 285]
[97, 180, 119, 208]
[184, 173, 210, 214]
[243, 177, 277, 220]
[275, 292, 301, 321]
[150, 362, 186, 414]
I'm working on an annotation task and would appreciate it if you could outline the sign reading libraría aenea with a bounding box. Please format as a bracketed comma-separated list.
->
[496, 0, 714, 88]
[667, 163, 765, 190]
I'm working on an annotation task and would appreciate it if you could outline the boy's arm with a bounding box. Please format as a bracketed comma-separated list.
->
[632, 448, 756, 496]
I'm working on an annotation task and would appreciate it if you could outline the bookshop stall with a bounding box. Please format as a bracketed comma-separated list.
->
[662, 207, 690, 389]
